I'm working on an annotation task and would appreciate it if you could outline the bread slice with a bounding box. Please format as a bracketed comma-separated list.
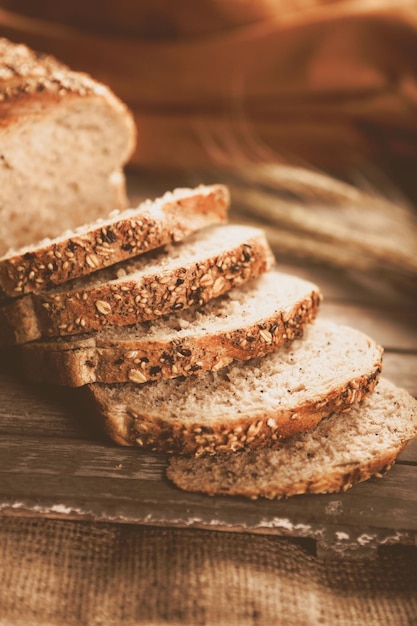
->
[17, 271, 322, 386]
[167, 379, 417, 498]
[0, 224, 274, 345]
[85, 321, 383, 454]
[0, 37, 136, 255]
[0, 184, 229, 300]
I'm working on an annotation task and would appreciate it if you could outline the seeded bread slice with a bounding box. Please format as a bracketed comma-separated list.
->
[17, 271, 322, 386]
[0, 184, 229, 300]
[167, 379, 417, 498]
[85, 321, 383, 455]
[0, 224, 274, 345]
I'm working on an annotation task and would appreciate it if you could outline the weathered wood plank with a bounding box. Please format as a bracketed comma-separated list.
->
[0, 367, 102, 440]
[0, 433, 416, 559]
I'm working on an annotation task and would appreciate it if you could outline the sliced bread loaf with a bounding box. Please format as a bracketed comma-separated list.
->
[166, 378, 417, 498]
[0, 224, 274, 345]
[85, 320, 383, 454]
[0, 38, 136, 255]
[17, 271, 322, 386]
[0, 184, 229, 299]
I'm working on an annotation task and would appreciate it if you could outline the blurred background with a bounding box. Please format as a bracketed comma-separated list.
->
[1, 0, 417, 293]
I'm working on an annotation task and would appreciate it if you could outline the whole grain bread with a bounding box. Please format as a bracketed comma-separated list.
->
[166, 378, 417, 498]
[0, 224, 274, 345]
[0, 184, 229, 299]
[17, 271, 322, 386]
[0, 37, 136, 255]
[85, 321, 383, 455]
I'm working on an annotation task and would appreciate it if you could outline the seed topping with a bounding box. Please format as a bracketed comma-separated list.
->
[95, 300, 112, 315]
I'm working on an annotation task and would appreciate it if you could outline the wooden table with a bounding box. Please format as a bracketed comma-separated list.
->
[0, 249, 415, 561]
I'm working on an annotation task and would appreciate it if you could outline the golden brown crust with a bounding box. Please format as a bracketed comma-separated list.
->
[0, 185, 230, 299]
[92, 366, 381, 455]
[166, 379, 417, 499]
[167, 447, 402, 499]
[18, 288, 322, 386]
[35, 233, 274, 339]
[0, 230, 274, 345]
[0, 37, 130, 124]
[80, 383, 135, 447]
[0, 294, 39, 344]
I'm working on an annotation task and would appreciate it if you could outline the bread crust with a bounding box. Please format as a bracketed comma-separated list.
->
[167, 450, 401, 499]
[18, 286, 322, 386]
[0, 185, 229, 299]
[0, 37, 135, 146]
[89, 366, 382, 456]
[166, 379, 417, 498]
[0, 228, 274, 345]
[0, 295, 40, 344]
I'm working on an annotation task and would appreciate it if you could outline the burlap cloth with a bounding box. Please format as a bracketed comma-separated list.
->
[0, 517, 416, 626]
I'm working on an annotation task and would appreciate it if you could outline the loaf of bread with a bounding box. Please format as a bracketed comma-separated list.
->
[0, 224, 274, 345]
[167, 379, 417, 498]
[17, 271, 322, 386]
[85, 321, 383, 454]
[0, 37, 136, 255]
[0, 184, 229, 299]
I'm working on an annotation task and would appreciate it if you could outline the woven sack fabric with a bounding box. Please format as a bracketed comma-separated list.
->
[0, 517, 417, 626]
